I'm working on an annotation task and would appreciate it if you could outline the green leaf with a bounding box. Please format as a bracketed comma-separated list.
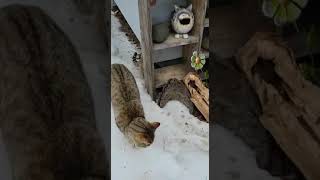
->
[201, 59, 206, 65]
[292, 0, 308, 8]
[200, 54, 206, 60]
[262, 0, 278, 17]
[192, 51, 198, 56]
[191, 55, 196, 62]
[262, 0, 306, 26]
[274, 5, 287, 26]
[204, 70, 209, 80]
[195, 63, 203, 70]
[191, 62, 196, 68]
[286, 3, 301, 22]
[307, 25, 320, 51]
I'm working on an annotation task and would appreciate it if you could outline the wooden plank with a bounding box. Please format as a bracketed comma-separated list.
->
[153, 34, 199, 50]
[138, 0, 154, 98]
[190, 0, 207, 48]
[154, 64, 190, 88]
[153, 46, 183, 63]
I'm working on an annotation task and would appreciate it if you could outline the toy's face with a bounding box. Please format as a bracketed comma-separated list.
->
[178, 13, 192, 25]
[171, 4, 194, 34]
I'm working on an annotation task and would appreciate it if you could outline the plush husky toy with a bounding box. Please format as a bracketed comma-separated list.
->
[171, 4, 194, 39]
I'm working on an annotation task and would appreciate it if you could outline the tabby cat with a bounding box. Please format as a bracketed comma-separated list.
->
[0, 4, 107, 179]
[111, 64, 160, 148]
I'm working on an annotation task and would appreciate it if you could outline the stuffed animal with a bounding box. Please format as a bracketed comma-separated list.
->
[171, 4, 194, 39]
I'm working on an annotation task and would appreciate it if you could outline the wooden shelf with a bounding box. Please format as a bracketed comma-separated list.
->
[154, 63, 190, 88]
[153, 34, 199, 50]
[204, 18, 209, 28]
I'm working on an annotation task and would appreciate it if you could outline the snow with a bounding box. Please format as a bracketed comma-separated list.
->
[111, 12, 280, 180]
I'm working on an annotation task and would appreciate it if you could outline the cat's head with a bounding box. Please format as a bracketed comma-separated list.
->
[128, 117, 160, 148]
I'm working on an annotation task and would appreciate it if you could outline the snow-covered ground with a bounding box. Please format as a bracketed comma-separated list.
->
[111, 12, 280, 180]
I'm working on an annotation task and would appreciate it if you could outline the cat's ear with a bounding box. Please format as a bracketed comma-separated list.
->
[187, 4, 192, 11]
[151, 122, 160, 129]
[174, 5, 181, 12]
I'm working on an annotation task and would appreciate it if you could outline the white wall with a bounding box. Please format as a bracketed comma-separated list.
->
[114, 0, 142, 41]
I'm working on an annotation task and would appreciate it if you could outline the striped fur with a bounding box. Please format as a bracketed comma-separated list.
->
[0, 4, 107, 180]
[111, 64, 160, 148]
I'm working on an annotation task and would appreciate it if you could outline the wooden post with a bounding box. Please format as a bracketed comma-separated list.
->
[138, 0, 154, 98]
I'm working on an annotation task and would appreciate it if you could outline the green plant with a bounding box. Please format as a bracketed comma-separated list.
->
[307, 25, 320, 51]
[300, 63, 320, 86]
[191, 51, 206, 71]
[262, 0, 308, 26]
[190, 51, 208, 87]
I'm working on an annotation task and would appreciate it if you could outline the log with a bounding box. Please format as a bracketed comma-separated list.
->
[184, 72, 209, 121]
[236, 32, 320, 180]
[157, 78, 195, 114]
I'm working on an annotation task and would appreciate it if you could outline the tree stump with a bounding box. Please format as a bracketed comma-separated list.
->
[157, 78, 195, 114]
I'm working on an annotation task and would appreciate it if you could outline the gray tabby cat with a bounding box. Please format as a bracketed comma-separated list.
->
[0, 4, 107, 180]
[111, 64, 160, 148]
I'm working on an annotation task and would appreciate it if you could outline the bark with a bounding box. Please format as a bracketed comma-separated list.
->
[184, 72, 209, 122]
[236, 32, 320, 180]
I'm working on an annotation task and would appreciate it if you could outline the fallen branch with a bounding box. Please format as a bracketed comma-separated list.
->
[184, 72, 209, 122]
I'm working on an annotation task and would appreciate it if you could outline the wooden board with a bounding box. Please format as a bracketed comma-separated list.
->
[154, 63, 190, 88]
[153, 34, 199, 50]
[153, 46, 183, 63]
[138, 0, 154, 98]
